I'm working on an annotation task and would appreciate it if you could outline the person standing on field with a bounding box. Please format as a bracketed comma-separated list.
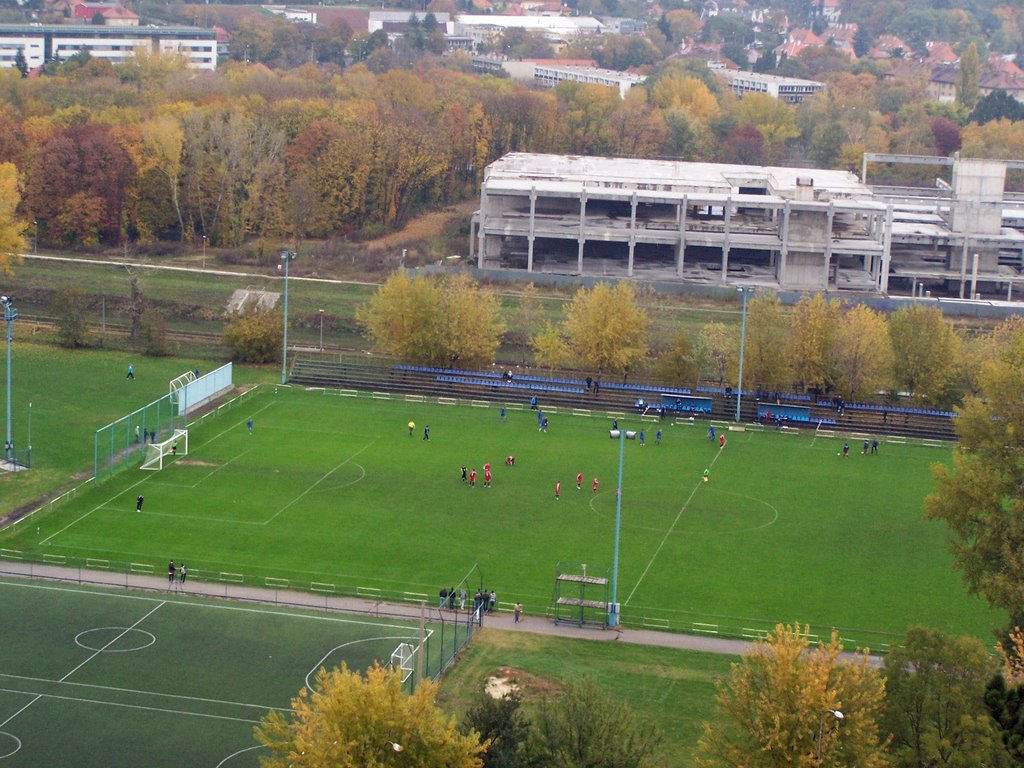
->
[126, 364, 134, 380]
[136, 494, 144, 513]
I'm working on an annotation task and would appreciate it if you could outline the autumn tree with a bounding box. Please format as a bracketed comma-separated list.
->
[787, 293, 839, 393]
[358, 271, 504, 369]
[436, 273, 506, 370]
[653, 328, 699, 386]
[533, 282, 650, 375]
[692, 321, 733, 385]
[53, 284, 91, 348]
[462, 691, 536, 768]
[255, 663, 486, 768]
[0, 162, 27, 273]
[832, 304, 893, 401]
[742, 291, 790, 393]
[888, 305, 960, 405]
[222, 306, 282, 364]
[732, 93, 800, 163]
[924, 323, 1024, 623]
[531, 679, 663, 768]
[883, 626, 1009, 768]
[514, 282, 544, 365]
[696, 624, 888, 768]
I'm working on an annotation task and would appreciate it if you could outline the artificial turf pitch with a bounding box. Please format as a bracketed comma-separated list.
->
[0, 578, 431, 767]
[1, 385, 1001, 646]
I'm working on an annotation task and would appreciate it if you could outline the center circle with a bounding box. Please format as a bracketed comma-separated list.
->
[676, 489, 779, 534]
[74, 627, 157, 653]
[0, 732, 23, 760]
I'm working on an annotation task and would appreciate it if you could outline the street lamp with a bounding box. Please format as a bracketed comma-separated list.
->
[816, 709, 844, 765]
[201, 234, 207, 270]
[279, 250, 297, 385]
[33, 220, 38, 254]
[735, 287, 752, 423]
[318, 308, 325, 352]
[607, 427, 637, 627]
[1, 295, 17, 464]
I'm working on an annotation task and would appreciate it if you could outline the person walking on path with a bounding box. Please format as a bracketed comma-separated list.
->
[179, 563, 187, 588]
[167, 561, 175, 588]
[134, 425, 140, 444]
[513, 602, 522, 623]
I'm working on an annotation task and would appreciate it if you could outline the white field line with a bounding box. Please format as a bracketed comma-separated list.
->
[0, 687, 260, 724]
[623, 449, 726, 607]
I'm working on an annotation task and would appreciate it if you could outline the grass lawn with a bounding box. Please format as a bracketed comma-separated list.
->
[1, 385, 1000, 646]
[0, 577, 442, 767]
[438, 628, 736, 768]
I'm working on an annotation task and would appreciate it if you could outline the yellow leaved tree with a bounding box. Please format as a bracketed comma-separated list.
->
[697, 624, 889, 768]
[0, 162, 27, 274]
[255, 663, 486, 768]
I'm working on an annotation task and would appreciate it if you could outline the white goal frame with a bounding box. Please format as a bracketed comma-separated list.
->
[140, 429, 189, 471]
[390, 642, 416, 683]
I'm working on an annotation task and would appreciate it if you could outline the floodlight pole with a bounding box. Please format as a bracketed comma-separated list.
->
[609, 428, 625, 628]
[201, 234, 207, 270]
[735, 287, 751, 423]
[280, 250, 296, 385]
[33, 220, 38, 254]
[2, 296, 17, 462]
[318, 308, 325, 352]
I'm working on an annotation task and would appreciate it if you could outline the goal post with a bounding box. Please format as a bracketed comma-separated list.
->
[140, 429, 188, 471]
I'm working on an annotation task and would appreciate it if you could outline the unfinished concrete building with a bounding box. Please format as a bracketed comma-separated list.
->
[469, 153, 1024, 300]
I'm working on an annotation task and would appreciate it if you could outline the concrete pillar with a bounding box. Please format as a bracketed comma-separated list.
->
[476, 187, 488, 269]
[527, 186, 537, 273]
[676, 195, 687, 278]
[823, 202, 835, 289]
[970, 251, 979, 299]
[577, 191, 587, 275]
[879, 205, 894, 294]
[721, 196, 732, 284]
[468, 215, 476, 260]
[958, 232, 969, 299]
[779, 201, 790, 286]
[627, 191, 638, 278]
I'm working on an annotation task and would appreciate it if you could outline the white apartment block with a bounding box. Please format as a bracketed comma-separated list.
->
[0, 24, 217, 70]
[533, 64, 647, 98]
[715, 70, 824, 103]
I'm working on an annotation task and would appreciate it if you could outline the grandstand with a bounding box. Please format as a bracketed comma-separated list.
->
[287, 356, 957, 441]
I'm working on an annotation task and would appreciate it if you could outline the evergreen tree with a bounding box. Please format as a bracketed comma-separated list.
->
[14, 47, 28, 78]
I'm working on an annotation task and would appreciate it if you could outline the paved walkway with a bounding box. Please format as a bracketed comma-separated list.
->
[0, 560, 752, 658]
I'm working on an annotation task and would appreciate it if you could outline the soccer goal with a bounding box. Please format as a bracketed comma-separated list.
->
[140, 429, 188, 471]
[390, 642, 416, 683]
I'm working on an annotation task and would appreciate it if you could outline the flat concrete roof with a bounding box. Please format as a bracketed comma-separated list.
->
[485, 153, 873, 200]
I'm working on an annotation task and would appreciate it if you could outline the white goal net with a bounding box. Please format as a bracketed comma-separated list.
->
[140, 429, 188, 471]
[390, 642, 416, 683]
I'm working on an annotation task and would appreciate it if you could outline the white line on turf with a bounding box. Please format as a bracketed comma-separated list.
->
[304, 636, 419, 692]
[0, 687, 261, 724]
[215, 745, 268, 768]
[261, 439, 379, 526]
[40, 399, 279, 546]
[60, 602, 165, 682]
[0, 579, 440, 633]
[0, 673, 287, 713]
[0, 601, 164, 730]
[622, 449, 726, 607]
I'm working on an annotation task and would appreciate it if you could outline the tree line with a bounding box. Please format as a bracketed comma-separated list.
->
[2, 42, 1024, 255]
[358, 274, 1002, 408]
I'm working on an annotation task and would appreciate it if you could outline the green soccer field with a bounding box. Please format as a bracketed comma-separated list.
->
[0, 386, 1001, 646]
[0, 578, 438, 767]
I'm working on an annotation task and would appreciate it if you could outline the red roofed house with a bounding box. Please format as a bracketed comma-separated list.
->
[869, 34, 910, 60]
[72, 2, 138, 25]
[823, 23, 857, 58]
[774, 27, 822, 59]
[925, 41, 958, 65]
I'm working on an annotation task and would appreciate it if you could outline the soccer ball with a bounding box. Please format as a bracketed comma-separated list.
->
[837, 452, 841, 456]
